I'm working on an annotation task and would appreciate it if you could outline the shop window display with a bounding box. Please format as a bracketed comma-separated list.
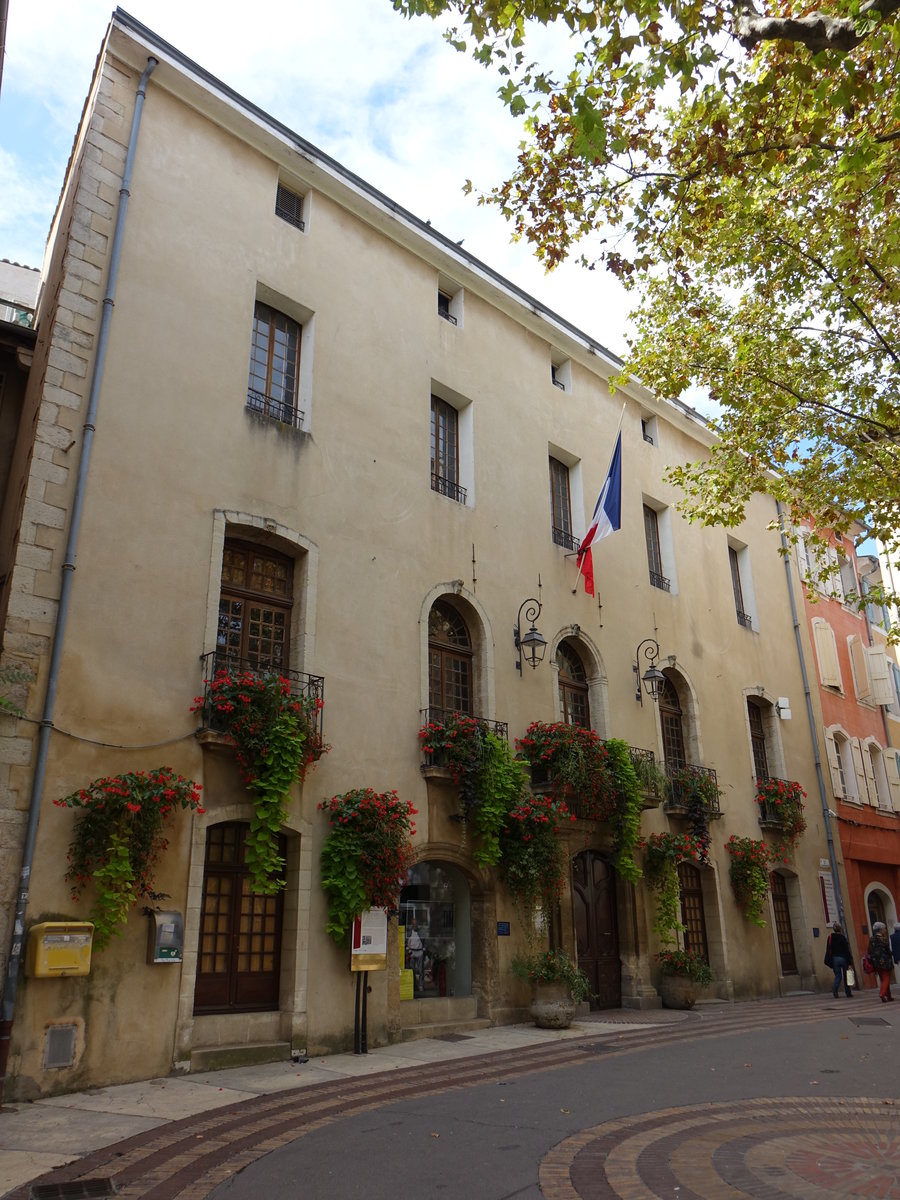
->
[399, 862, 472, 998]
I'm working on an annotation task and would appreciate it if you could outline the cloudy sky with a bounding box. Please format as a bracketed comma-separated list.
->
[0, 0, 632, 356]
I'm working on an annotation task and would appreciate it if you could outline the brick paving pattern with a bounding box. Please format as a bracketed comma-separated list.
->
[542, 1096, 900, 1199]
[2, 995, 887, 1200]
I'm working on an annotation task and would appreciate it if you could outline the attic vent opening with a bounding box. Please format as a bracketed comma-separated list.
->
[43, 1023, 77, 1070]
[275, 184, 305, 231]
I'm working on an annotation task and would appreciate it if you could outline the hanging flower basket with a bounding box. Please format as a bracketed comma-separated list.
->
[515, 723, 644, 883]
[319, 788, 417, 944]
[54, 768, 204, 949]
[755, 777, 807, 849]
[725, 834, 771, 926]
[192, 666, 328, 893]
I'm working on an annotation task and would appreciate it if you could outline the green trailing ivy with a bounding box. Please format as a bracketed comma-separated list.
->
[643, 832, 702, 945]
[515, 723, 644, 883]
[319, 789, 417, 945]
[725, 835, 771, 927]
[498, 793, 576, 924]
[471, 731, 528, 866]
[193, 668, 328, 895]
[54, 768, 204, 949]
[602, 738, 644, 885]
[418, 713, 527, 865]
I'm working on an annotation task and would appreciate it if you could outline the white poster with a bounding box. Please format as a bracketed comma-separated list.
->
[350, 908, 388, 972]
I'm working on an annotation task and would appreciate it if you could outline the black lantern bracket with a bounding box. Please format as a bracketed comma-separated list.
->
[515, 586, 547, 673]
[634, 637, 665, 704]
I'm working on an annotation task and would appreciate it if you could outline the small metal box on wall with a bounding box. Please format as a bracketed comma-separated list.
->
[26, 922, 94, 977]
[147, 911, 184, 963]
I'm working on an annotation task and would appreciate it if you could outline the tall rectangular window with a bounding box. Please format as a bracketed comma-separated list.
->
[247, 302, 301, 426]
[643, 505, 669, 591]
[747, 700, 769, 780]
[431, 395, 465, 502]
[729, 547, 752, 628]
[549, 457, 577, 550]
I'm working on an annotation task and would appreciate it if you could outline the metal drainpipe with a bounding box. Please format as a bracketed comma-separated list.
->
[775, 500, 848, 933]
[0, 56, 158, 1106]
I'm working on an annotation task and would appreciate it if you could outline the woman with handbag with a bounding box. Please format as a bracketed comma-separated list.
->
[825, 923, 854, 998]
[866, 922, 894, 1002]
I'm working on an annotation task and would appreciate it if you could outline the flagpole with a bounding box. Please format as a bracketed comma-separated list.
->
[572, 402, 627, 594]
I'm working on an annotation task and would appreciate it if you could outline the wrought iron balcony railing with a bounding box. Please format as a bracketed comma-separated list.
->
[663, 762, 721, 817]
[649, 570, 671, 592]
[736, 610, 753, 629]
[198, 651, 325, 740]
[246, 388, 304, 428]
[552, 526, 580, 553]
[527, 743, 661, 812]
[419, 709, 508, 772]
[431, 473, 467, 504]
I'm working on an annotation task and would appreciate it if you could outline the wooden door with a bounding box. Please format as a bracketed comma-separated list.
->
[194, 823, 286, 1013]
[573, 851, 620, 1009]
[770, 871, 798, 975]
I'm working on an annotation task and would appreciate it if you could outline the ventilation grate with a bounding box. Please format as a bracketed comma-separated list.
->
[43, 1024, 77, 1070]
[31, 1180, 117, 1199]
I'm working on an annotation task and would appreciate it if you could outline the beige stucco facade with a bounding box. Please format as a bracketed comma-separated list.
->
[0, 13, 840, 1100]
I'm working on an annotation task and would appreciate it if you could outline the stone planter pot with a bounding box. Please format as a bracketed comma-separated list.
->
[530, 981, 576, 1029]
[659, 973, 703, 1010]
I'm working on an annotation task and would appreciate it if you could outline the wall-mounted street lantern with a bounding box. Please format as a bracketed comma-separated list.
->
[634, 637, 665, 704]
[515, 596, 547, 673]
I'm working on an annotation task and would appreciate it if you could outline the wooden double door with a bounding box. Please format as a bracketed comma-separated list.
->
[573, 850, 620, 1009]
[194, 823, 286, 1013]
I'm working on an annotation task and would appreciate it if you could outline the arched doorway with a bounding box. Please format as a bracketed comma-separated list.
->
[573, 850, 620, 1009]
[399, 862, 472, 999]
[868, 890, 888, 931]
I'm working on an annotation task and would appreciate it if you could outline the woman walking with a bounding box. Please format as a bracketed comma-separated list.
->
[867, 921, 894, 1002]
[826, 923, 854, 998]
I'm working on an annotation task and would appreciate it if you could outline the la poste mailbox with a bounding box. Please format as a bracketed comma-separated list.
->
[27, 922, 94, 977]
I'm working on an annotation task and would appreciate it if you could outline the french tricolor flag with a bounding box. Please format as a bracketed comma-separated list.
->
[576, 432, 622, 596]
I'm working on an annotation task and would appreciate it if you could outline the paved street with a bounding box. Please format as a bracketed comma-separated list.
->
[2, 992, 899, 1199]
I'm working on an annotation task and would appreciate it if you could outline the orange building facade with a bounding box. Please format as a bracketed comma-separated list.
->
[799, 530, 900, 977]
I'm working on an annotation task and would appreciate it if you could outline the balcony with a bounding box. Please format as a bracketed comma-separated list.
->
[552, 526, 580, 553]
[755, 777, 807, 842]
[757, 798, 785, 830]
[527, 743, 661, 814]
[649, 570, 671, 592]
[196, 651, 325, 743]
[663, 762, 721, 818]
[431, 473, 467, 504]
[246, 387, 304, 428]
[419, 708, 508, 779]
[629, 746, 662, 809]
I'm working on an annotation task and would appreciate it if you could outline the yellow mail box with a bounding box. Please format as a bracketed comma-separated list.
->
[27, 922, 94, 977]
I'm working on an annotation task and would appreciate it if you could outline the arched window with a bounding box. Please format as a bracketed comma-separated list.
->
[217, 539, 293, 671]
[659, 676, 686, 768]
[557, 641, 590, 728]
[428, 601, 473, 717]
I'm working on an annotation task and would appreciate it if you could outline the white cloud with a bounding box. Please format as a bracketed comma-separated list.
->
[1, 0, 632, 351]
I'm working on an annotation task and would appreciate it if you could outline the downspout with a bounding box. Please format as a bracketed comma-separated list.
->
[775, 500, 847, 932]
[0, 55, 158, 1106]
